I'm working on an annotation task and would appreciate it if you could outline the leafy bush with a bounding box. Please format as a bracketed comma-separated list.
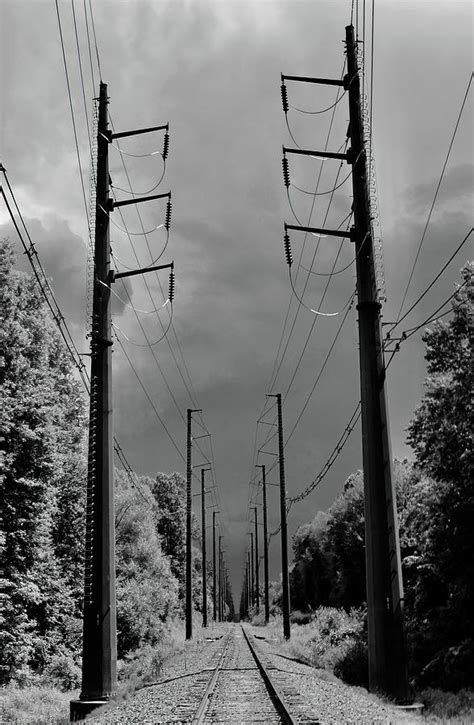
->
[419, 688, 474, 720]
[0, 684, 73, 723]
[333, 638, 368, 688]
[290, 609, 313, 625]
[43, 653, 81, 691]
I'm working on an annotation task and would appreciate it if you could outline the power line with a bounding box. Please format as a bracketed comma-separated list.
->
[115, 334, 186, 465]
[396, 72, 473, 321]
[55, 0, 89, 221]
[0, 171, 138, 489]
[390, 227, 473, 332]
[87, 0, 102, 81]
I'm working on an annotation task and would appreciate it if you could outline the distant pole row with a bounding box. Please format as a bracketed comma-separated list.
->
[186, 410, 231, 639]
[240, 394, 288, 636]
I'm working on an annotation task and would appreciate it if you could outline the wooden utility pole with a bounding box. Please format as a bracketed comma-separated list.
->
[201, 468, 211, 628]
[268, 393, 290, 639]
[253, 507, 260, 612]
[257, 465, 270, 623]
[345, 24, 408, 700]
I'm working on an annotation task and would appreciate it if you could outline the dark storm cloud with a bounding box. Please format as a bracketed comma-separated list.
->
[0, 214, 134, 326]
[2, 0, 472, 594]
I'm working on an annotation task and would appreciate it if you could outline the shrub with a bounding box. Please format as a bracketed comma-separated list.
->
[290, 610, 313, 625]
[333, 638, 368, 687]
[419, 688, 474, 719]
[43, 653, 81, 691]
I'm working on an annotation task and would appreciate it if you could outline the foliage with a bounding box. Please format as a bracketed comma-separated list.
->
[115, 470, 180, 659]
[405, 263, 474, 686]
[0, 239, 86, 685]
[0, 240, 190, 696]
[0, 684, 74, 724]
[288, 264, 473, 692]
[263, 606, 366, 680]
[150, 472, 187, 579]
[290, 474, 366, 612]
[418, 688, 474, 721]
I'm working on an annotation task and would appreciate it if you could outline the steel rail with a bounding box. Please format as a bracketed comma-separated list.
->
[241, 626, 299, 725]
[192, 632, 232, 724]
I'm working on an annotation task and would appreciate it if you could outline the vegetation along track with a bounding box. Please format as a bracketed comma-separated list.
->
[192, 624, 299, 724]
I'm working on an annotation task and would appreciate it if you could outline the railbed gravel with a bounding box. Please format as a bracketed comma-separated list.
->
[90, 623, 422, 723]
[247, 625, 422, 724]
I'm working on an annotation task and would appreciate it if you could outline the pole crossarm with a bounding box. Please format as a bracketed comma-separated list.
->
[112, 261, 173, 281]
[282, 73, 346, 87]
[283, 146, 349, 162]
[285, 222, 354, 240]
[108, 191, 170, 210]
[110, 123, 169, 140]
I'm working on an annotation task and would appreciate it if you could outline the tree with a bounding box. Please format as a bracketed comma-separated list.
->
[0, 239, 86, 685]
[114, 470, 179, 660]
[150, 473, 186, 580]
[405, 263, 474, 688]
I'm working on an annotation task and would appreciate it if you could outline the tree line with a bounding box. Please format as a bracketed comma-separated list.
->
[0, 239, 227, 689]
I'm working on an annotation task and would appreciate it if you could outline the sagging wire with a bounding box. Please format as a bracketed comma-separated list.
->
[281, 63, 347, 150]
[292, 167, 353, 196]
[110, 227, 170, 271]
[289, 402, 362, 506]
[99, 192, 171, 236]
[290, 91, 347, 115]
[288, 265, 353, 317]
[286, 186, 352, 238]
[110, 129, 170, 196]
[112, 306, 173, 347]
[100, 131, 163, 158]
[284, 228, 355, 316]
[296, 231, 375, 280]
[106, 214, 165, 236]
[98, 279, 170, 314]
[111, 157, 167, 196]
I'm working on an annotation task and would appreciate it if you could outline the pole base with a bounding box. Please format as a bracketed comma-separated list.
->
[393, 702, 424, 716]
[70, 699, 110, 721]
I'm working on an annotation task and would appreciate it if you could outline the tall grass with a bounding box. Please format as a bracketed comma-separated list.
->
[0, 685, 74, 724]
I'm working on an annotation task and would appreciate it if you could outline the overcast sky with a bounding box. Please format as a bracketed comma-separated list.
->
[1, 0, 473, 600]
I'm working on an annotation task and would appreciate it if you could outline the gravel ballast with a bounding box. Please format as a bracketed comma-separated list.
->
[91, 623, 423, 723]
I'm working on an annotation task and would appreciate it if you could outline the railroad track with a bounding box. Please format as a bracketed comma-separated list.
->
[190, 624, 299, 724]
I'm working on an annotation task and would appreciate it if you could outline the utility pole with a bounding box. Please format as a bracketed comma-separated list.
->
[71, 83, 116, 722]
[218, 535, 223, 622]
[280, 25, 409, 700]
[212, 511, 217, 621]
[243, 565, 248, 619]
[201, 468, 211, 628]
[250, 532, 254, 610]
[268, 393, 290, 639]
[247, 551, 251, 616]
[253, 507, 260, 612]
[345, 24, 408, 700]
[186, 408, 202, 640]
[257, 465, 270, 623]
[220, 549, 225, 621]
[71, 83, 174, 722]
